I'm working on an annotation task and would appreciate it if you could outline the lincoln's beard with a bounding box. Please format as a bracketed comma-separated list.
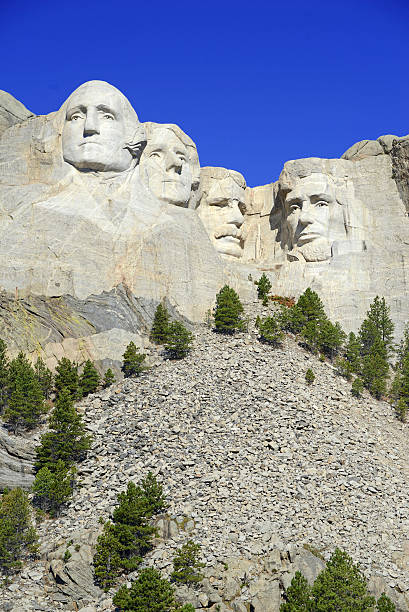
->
[297, 237, 331, 262]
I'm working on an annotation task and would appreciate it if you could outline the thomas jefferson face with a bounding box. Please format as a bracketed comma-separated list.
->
[139, 128, 193, 206]
[283, 174, 343, 261]
[198, 174, 246, 258]
[62, 82, 136, 172]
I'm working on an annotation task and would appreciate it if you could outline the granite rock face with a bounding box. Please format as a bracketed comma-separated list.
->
[0, 90, 34, 138]
[1, 79, 409, 366]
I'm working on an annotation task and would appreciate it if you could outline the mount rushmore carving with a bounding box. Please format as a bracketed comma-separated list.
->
[0, 79, 409, 367]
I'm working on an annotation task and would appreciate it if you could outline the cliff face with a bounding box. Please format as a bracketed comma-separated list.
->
[0, 82, 409, 371]
[2, 309, 409, 610]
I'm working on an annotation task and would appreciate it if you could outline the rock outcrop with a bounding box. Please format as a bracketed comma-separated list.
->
[2, 306, 409, 610]
[0, 90, 34, 138]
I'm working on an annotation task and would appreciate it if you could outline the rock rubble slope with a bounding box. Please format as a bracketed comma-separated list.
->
[3, 305, 409, 610]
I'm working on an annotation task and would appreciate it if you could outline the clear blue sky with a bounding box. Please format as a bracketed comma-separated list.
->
[1, 0, 408, 186]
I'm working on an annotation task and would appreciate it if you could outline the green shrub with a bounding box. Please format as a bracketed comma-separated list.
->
[280, 570, 312, 611]
[113, 567, 176, 612]
[94, 473, 168, 591]
[213, 285, 245, 334]
[256, 314, 284, 346]
[79, 359, 100, 396]
[351, 378, 364, 398]
[34, 387, 91, 472]
[165, 321, 194, 359]
[0, 488, 38, 575]
[255, 273, 272, 305]
[335, 357, 353, 381]
[395, 398, 407, 423]
[150, 303, 170, 345]
[305, 369, 315, 385]
[34, 356, 53, 399]
[103, 368, 116, 388]
[377, 592, 396, 611]
[32, 460, 75, 516]
[171, 540, 204, 586]
[122, 342, 146, 378]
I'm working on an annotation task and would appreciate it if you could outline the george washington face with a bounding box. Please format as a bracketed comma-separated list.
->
[62, 81, 137, 173]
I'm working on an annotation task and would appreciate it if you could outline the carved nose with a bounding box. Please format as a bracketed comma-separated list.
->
[299, 204, 315, 225]
[228, 200, 244, 227]
[84, 109, 100, 136]
[165, 151, 183, 173]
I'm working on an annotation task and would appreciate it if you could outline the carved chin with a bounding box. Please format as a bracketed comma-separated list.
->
[298, 239, 331, 262]
[215, 236, 243, 258]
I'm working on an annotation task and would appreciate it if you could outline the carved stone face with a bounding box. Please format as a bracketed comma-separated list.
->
[198, 174, 246, 258]
[283, 174, 345, 262]
[139, 128, 193, 206]
[62, 81, 136, 172]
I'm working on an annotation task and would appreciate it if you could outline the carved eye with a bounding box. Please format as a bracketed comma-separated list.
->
[103, 113, 114, 120]
[289, 202, 301, 212]
[149, 152, 162, 158]
[316, 200, 329, 207]
[70, 114, 82, 121]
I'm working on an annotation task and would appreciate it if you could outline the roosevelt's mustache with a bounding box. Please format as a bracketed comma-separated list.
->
[214, 224, 242, 239]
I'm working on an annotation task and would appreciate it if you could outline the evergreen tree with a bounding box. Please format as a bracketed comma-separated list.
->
[255, 273, 272, 306]
[54, 357, 80, 399]
[113, 567, 176, 612]
[351, 378, 364, 398]
[395, 398, 407, 423]
[359, 296, 394, 357]
[280, 571, 312, 611]
[0, 488, 38, 575]
[4, 352, 45, 433]
[165, 321, 194, 359]
[311, 548, 375, 612]
[335, 357, 353, 381]
[34, 356, 53, 399]
[32, 461, 75, 516]
[213, 285, 245, 334]
[150, 303, 170, 345]
[318, 320, 346, 360]
[361, 336, 389, 398]
[301, 320, 321, 353]
[170, 540, 204, 586]
[256, 314, 284, 345]
[377, 593, 396, 611]
[345, 332, 362, 375]
[396, 353, 409, 406]
[0, 338, 9, 408]
[103, 368, 116, 388]
[296, 288, 326, 325]
[396, 322, 409, 368]
[122, 342, 146, 378]
[79, 359, 100, 396]
[305, 368, 315, 385]
[35, 387, 91, 472]
[94, 473, 167, 591]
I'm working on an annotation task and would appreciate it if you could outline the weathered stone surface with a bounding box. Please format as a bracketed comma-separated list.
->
[0, 90, 34, 138]
[0, 426, 35, 490]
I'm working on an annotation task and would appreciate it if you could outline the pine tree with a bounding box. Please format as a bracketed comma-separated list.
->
[255, 273, 272, 306]
[361, 336, 389, 398]
[359, 296, 394, 357]
[256, 314, 284, 345]
[150, 303, 170, 345]
[103, 368, 116, 388]
[0, 488, 38, 575]
[345, 332, 362, 374]
[318, 320, 346, 360]
[396, 322, 409, 368]
[170, 540, 204, 586]
[113, 567, 176, 612]
[280, 570, 312, 611]
[34, 356, 53, 399]
[0, 338, 9, 409]
[79, 359, 100, 396]
[377, 592, 396, 611]
[351, 378, 364, 398]
[305, 368, 315, 385]
[94, 474, 168, 591]
[213, 285, 245, 334]
[122, 342, 146, 377]
[395, 398, 407, 423]
[165, 321, 194, 359]
[296, 288, 326, 325]
[4, 352, 45, 433]
[311, 548, 375, 611]
[35, 387, 91, 472]
[54, 357, 80, 399]
[32, 460, 75, 516]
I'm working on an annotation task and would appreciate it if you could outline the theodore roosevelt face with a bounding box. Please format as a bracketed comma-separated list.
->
[62, 82, 136, 173]
[198, 173, 246, 258]
[139, 127, 193, 206]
